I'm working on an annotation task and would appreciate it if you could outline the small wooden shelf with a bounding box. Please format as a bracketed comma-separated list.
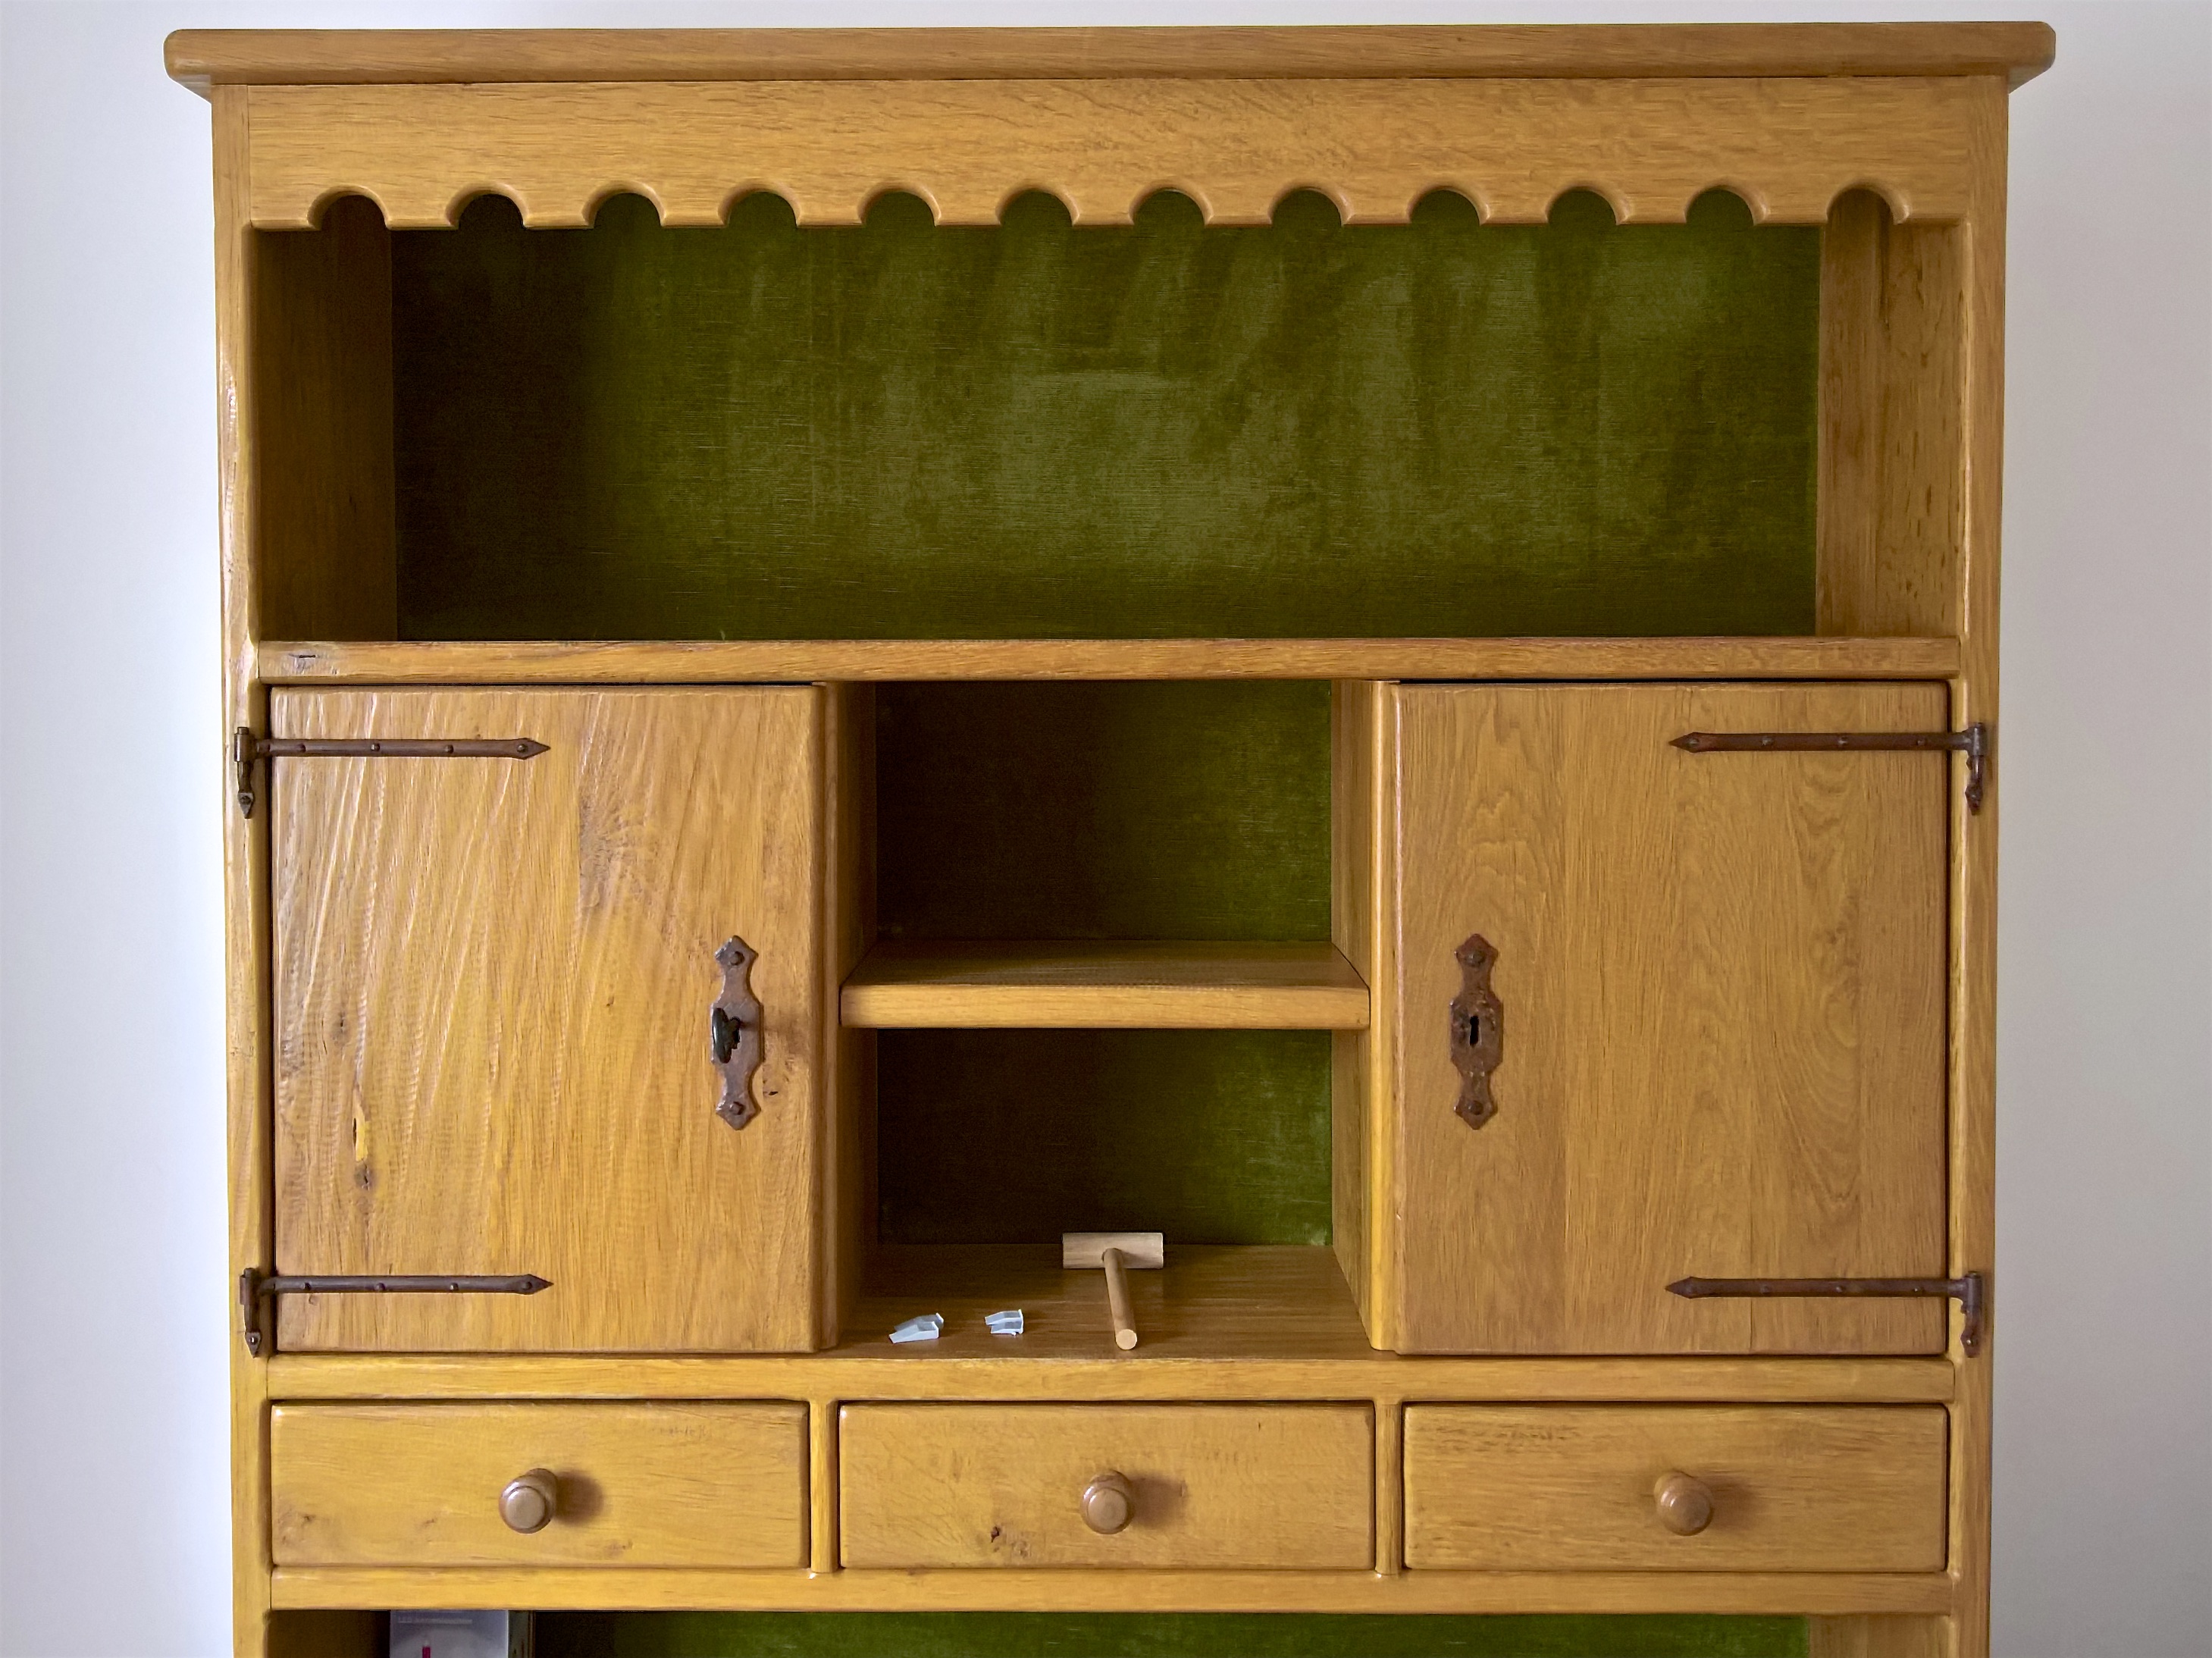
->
[851, 1245, 1376, 1362]
[257, 636, 1963, 685]
[841, 941, 1368, 1030]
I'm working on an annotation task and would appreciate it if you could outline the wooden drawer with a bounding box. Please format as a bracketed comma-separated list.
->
[270, 1402, 808, 1567]
[1403, 1405, 1946, 1572]
[839, 1403, 1374, 1569]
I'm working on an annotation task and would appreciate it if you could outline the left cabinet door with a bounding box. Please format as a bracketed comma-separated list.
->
[269, 688, 825, 1352]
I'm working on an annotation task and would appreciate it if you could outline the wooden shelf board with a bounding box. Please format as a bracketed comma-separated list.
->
[169, 24, 2057, 96]
[258, 636, 1963, 685]
[850, 1244, 1374, 1362]
[841, 941, 1368, 1030]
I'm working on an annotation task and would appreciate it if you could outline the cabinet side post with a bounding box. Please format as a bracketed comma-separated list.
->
[1330, 680, 1397, 1348]
[822, 682, 876, 1343]
[1817, 191, 1966, 639]
[1945, 77, 2010, 1658]
[252, 192, 396, 640]
[215, 83, 275, 1658]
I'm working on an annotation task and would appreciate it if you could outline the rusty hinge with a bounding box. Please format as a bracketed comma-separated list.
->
[1671, 722, 1989, 813]
[237, 1268, 551, 1356]
[233, 729, 549, 819]
[1668, 1272, 1986, 1357]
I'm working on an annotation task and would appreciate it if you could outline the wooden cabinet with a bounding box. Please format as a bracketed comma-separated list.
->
[839, 1404, 1374, 1569]
[172, 20, 2045, 1657]
[269, 688, 828, 1352]
[1402, 1405, 1947, 1571]
[271, 1402, 810, 1566]
[1386, 683, 1950, 1355]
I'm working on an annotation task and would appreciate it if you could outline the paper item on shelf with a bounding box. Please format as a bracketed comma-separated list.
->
[985, 1309, 1025, 1336]
[888, 1312, 945, 1344]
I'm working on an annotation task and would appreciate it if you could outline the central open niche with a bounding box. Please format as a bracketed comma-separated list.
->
[861, 679, 1338, 1299]
[374, 186, 1818, 642]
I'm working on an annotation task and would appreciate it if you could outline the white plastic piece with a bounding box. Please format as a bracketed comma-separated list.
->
[985, 1309, 1025, 1336]
[889, 1312, 945, 1344]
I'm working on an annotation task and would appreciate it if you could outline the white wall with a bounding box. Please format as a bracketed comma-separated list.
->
[2, 3, 2204, 1654]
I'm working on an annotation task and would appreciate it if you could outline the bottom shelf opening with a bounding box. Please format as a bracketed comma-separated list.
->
[846, 1243, 1368, 1361]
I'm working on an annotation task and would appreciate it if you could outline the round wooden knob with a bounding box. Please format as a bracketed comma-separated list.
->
[1653, 1471, 1713, 1536]
[500, 1468, 559, 1534]
[1081, 1472, 1136, 1535]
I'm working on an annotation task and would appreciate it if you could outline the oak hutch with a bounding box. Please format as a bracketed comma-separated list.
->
[168, 22, 2054, 1658]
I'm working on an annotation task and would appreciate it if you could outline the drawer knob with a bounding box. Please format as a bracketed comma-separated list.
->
[500, 1468, 559, 1534]
[1081, 1471, 1136, 1535]
[1653, 1471, 1713, 1536]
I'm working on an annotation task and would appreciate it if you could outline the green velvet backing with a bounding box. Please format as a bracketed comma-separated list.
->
[536, 1613, 1807, 1657]
[872, 680, 1332, 1246]
[877, 1029, 1331, 1246]
[390, 189, 1818, 641]
[876, 682, 1330, 943]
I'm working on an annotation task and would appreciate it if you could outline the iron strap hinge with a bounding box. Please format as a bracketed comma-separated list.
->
[237, 1268, 551, 1356]
[1671, 722, 1990, 813]
[1668, 1272, 1987, 1357]
[232, 729, 549, 819]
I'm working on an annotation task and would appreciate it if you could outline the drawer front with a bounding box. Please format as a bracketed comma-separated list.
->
[271, 1402, 808, 1567]
[840, 1403, 1373, 1569]
[1404, 1405, 1946, 1572]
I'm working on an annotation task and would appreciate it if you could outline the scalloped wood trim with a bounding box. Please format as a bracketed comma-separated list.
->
[246, 77, 1984, 230]
[168, 24, 2058, 98]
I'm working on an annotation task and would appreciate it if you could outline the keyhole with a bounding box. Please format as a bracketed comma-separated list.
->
[711, 1007, 742, 1063]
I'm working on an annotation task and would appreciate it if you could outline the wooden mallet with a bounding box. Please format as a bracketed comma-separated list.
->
[1062, 1232, 1163, 1350]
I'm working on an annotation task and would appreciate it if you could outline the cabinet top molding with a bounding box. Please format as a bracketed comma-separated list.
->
[165, 22, 2057, 99]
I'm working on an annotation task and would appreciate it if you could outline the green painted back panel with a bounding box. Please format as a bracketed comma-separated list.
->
[877, 682, 1330, 944]
[878, 1029, 1331, 1246]
[390, 190, 1818, 641]
[537, 1613, 1808, 1657]
[873, 680, 1332, 1247]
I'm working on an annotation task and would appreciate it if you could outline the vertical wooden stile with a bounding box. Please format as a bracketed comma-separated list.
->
[213, 80, 276, 1658]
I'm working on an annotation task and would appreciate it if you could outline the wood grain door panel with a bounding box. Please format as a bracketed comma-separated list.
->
[1403, 1404, 1947, 1571]
[839, 1403, 1374, 1569]
[270, 1402, 809, 1566]
[1392, 682, 1949, 1354]
[270, 687, 823, 1352]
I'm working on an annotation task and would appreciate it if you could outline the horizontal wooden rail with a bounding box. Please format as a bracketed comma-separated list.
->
[271, 1565, 1959, 1615]
[258, 636, 1963, 685]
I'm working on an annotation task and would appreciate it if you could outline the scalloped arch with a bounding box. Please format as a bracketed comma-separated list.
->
[1126, 184, 1217, 226]
[303, 186, 389, 228]
[581, 183, 669, 227]
[1543, 185, 1625, 226]
[1687, 183, 1770, 224]
[856, 183, 943, 227]
[1407, 184, 1487, 223]
[1265, 183, 1353, 226]
[1828, 180, 1913, 223]
[991, 183, 1079, 225]
[441, 185, 527, 228]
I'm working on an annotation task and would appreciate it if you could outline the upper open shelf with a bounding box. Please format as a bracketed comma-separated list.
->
[247, 185, 1968, 650]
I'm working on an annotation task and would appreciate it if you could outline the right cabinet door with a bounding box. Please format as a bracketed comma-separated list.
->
[1393, 682, 1950, 1354]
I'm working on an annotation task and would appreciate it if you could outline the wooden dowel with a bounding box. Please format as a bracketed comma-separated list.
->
[1102, 1247, 1139, 1350]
